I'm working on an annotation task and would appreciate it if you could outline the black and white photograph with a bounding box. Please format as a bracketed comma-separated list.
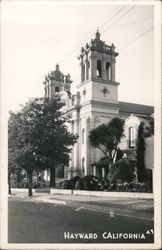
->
[0, 0, 161, 249]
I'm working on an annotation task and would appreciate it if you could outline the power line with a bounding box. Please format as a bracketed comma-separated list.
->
[100, 5, 127, 29]
[69, 27, 154, 83]
[102, 5, 136, 34]
[60, 30, 95, 65]
[60, 6, 127, 64]
[60, 5, 153, 76]
[118, 27, 153, 51]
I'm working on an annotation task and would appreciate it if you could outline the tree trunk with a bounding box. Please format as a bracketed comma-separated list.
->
[50, 168, 56, 187]
[104, 167, 109, 180]
[108, 161, 113, 184]
[27, 171, 33, 197]
[8, 172, 11, 195]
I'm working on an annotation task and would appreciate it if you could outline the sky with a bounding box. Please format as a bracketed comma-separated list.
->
[1, 1, 154, 113]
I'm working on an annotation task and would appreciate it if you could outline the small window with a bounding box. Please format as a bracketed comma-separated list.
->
[129, 127, 135, 148]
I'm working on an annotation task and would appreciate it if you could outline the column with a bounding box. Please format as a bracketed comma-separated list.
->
[86, 53, 88, 80]
[93, 166, 96, 176]
[80, 57, 83, 82]
[88, 59, 91, 79]
[101, 60, 105, 79]
[71, 121, 74, 169]
[111, 57, 116, 81]
[91, 56, 97, 78]
[83, 57, 87, 82]
[102, 168, 105, 178]
[72, 105, 81, 177]
[103, 61, 106, 80]
[76, 108, 80, 168]
[86, 117, 90, 175]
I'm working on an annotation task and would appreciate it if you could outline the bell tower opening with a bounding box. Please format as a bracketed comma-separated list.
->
[106, 62, 111, 80]
[97, 60, 102, 78]
[87, 60, 90, 80]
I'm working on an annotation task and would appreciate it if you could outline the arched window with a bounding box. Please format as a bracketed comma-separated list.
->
[129, 126, 135, 148]
[106, 62, 111, 80]
[55, 86, 60, 93]
[82, 157, 85, 174]
[82, 63, 85, 82]
[82, 128, 85, 144]
[97, 60, 102, 78]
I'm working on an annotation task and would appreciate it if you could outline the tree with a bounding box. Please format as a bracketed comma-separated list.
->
[143, 119, 154, 138]
[8, 112, 23, 194]
[136, 121, 145, 182]
[108, 158, 134, 183]
[89, 117, 125, 178]
[116, 148, 124, 161]
[8, 97, 78, 196]
[8, 149, 22, 194]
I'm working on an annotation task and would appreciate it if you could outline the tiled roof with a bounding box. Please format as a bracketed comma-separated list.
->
[119, 101, 154, 116]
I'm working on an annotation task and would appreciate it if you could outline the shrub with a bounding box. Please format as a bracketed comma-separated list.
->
[99, 179, 110, 190]
[82, 175, 99, 190]
[137, 182, 147, 192]
[109, 159, 134, 183]
[61, 179, 71, 189]
[75, 179, 84, 190]
[70, 176, 81, 189]
[108, 181, 117, 191]
[145, 169, 153, 192]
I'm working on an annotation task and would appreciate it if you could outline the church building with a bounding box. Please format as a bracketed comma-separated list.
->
[43, 31, 154, 180]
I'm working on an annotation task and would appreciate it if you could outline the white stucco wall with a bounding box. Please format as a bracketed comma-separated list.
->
[119, 115, 141, 150]
[92, 81, 118, 103]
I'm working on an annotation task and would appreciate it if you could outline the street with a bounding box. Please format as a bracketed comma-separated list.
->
[8, 197, 154, 243]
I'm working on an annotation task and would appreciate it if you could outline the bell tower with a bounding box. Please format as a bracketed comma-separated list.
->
[77, 30, 119, 105]
[43, 63, 72, 100]
[70, 31, 120, 178]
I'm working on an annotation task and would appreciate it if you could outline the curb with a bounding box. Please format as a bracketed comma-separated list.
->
[34, 196, 154, 221]
[50, 188, 154, 199]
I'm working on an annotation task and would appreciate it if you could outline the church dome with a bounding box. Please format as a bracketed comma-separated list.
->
[50, 63, 64, 81]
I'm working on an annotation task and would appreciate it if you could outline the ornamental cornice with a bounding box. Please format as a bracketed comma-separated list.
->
[91, 77, 120, 86]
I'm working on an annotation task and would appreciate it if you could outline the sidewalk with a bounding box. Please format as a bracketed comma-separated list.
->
[30, 192, 154, 221]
